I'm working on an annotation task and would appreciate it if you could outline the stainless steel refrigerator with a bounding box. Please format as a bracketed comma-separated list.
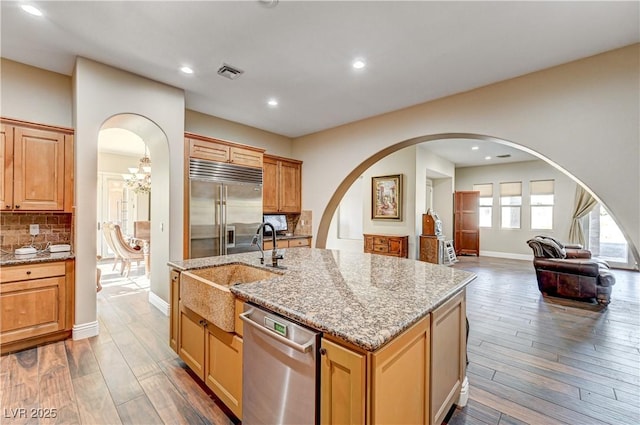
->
[189, 158, 263, 258]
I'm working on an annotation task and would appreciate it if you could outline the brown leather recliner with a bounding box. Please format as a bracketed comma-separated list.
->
[527, 236, 615, 305]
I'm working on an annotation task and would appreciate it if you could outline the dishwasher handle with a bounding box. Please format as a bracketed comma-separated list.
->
[240, 309, 315, 353]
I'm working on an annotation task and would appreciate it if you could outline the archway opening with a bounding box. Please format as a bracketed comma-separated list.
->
[318, 133, 638, 269]
[97, 113, 171, 310]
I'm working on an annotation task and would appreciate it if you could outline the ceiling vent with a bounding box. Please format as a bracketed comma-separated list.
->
[217, 64, 244, 80]
[496, 154, 512, 158]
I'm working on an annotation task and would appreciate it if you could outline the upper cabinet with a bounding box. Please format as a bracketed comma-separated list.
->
[1, 120, 74, 212]
[263, 154, 302, 214]
[186, 133, 264, 169]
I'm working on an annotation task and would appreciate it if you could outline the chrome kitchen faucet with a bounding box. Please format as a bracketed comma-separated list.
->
[253, 222, 285, 268]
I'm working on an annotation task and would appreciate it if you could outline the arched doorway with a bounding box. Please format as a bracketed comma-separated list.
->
[98, 114, 171, 310]
[318, 133, 638, 268]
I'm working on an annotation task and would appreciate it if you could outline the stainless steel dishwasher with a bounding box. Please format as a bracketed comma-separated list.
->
[240, 303, 320, 425]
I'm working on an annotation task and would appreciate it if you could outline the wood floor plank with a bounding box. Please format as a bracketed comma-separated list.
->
[466, 383, 567, 425]
[469, 371, 610, 425]
[454, 399, 502, 425]
[36, 343, 81, 425]
[116, 394, 163, 425]
[64, 339, 101, 379]
[158, 357, 236, 425]
[138, 371, 212, 425]
[579, 388, 640, 423]
[109, 327, 162, 380]
[126, 321, 177, 364]
[72, 371, 122, 425]
[90, 341, 145, 406]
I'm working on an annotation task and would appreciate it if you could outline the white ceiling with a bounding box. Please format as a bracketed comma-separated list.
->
[2, 1, 638, 165]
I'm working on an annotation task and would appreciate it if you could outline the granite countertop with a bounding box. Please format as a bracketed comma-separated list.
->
[1, 250, 75, 266]
[168, 248, 476, 351]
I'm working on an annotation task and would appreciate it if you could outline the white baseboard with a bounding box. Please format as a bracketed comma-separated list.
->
[149, 291, 170, 316]
[480, 250, 533, 261]
[73, 320, 99, 340]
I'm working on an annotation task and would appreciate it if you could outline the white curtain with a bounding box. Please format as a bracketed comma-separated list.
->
[568, 185, 597, 245]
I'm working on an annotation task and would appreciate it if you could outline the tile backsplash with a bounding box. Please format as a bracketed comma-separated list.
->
[1, 212, 72, 252]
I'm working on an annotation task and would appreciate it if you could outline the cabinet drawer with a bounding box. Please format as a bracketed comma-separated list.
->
[373, 244, 389, 253]
[288, 238, 310, 247]
[263, 240, 288, 250]
[373, 237, 388, 245]
[1, 262, 66, 283]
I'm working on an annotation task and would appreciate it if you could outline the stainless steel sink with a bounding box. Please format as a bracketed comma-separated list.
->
[180, 263, 280, 332]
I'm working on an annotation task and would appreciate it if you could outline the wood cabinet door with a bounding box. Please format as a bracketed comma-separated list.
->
[178, 303, 206, 380]
[454, 191, 480, 256]
[1, 124, 13, 211]
[0, 276, 66, 344]
[262, 157, 279, 213]
[371, 314, 430, 425]
[205, 326, 243, 420]
[13, 126, 65, 210]
[320, 339, 366, 425]
[189, 138, 230, 163]
[229, 146, 262, 169]
[170, 270, 180, 353]
[279, 160, 301, 213]
[430, 290, 466, 425]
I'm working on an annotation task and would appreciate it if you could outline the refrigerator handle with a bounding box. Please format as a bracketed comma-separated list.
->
[222, 185, 228, 255]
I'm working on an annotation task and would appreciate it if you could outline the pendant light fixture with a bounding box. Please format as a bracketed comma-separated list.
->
[123, 145, 151, 194]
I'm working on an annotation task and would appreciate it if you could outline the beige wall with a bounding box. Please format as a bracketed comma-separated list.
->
[185, 109, 293, 157]
[1, 58, 72, 127]
[74, 58, 185, 335]
[293, 44, 640, 264]
[455, 160, 577, 258]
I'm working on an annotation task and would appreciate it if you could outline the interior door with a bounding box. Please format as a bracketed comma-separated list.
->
[454, 191, 479, 256]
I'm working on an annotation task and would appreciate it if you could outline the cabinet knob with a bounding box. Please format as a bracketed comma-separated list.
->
[199, 319, 206, 326]
[26, 271, 31, 275]
[319, 347, 327, 356]
[15, 205, 20, 209]
[5, 205, 10, 209]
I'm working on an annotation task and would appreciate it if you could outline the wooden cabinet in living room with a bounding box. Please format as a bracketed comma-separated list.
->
[1, 120, 74, 212]
[263, 154, 302, 213]
[0, 259, 75, 354]
[363, 234, 409, 258]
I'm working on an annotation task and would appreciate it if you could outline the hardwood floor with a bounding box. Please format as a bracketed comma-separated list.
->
[449, 256, 640, 425]
[1, 256, 638, 424]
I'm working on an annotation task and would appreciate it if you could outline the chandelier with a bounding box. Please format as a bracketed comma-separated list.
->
[123, 146, 151, 194]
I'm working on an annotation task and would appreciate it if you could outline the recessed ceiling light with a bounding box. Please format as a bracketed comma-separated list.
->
[180, 66, 194, 74]
[471, 146, 479, 150]
[352, 59, 366, 69]
[485, 156, 492, 160]
[267, 99, 278, 107]
[21, 4, 43, 16]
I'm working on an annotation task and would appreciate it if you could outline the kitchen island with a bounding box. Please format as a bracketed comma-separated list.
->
[168, 248, 476, 424]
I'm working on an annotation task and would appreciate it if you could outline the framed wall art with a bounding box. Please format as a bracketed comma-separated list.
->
[371, 174, 403, 220]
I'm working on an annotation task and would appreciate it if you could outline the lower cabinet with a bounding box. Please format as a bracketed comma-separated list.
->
[320, 339, 367, 424]
[0, 259, 74, 354]
[430, 290, 466, 425]
[206, 324, 243, 419]
[321, 289, 466, 425]
[177, 301, 243, 420]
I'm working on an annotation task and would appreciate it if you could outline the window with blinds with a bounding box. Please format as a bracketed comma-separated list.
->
[500, 182, 522, 229]
[530, 179, 554, 230]
[473, 183, 493, 228]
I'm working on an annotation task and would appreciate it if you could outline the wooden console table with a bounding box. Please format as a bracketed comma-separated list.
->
[363, 234, 409, 258]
